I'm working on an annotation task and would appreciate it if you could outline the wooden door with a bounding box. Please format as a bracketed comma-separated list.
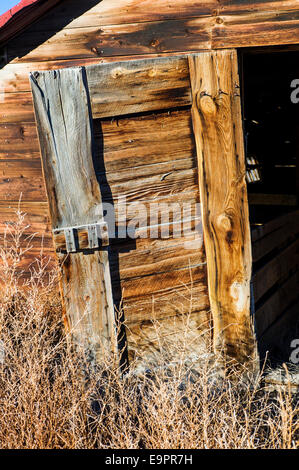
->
[30, 51, 257, 368]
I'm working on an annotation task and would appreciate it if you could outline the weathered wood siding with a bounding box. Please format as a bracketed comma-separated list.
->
[27, 55, 211, 363]
[28, 51, 256, 364]
[189, 50, 256, 363]
[98, 109, 210, 361]
[0, 0, 298, 361]
[1, 0, 299, 276]
[30, 67, 117, 363]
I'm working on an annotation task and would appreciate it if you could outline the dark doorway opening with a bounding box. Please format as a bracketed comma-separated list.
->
[240, 49, 299, 366]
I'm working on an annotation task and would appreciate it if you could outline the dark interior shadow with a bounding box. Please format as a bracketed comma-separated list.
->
[241, 49, 299, 368]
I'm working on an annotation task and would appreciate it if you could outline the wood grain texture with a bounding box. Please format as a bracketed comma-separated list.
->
[95, 109, 196, 177]
[93, 108, 200, 225]
[85, 56, 191, 118]
[0, 199, 52, 245]
[219, 1, 299, 12]
[28, 61, 210, 366]
[0, 108, 199, 223]
[0, 122, 39, 159]
[127, 309, 211, 365]
[213, 8, 299, 49]
[0, 107, 195, 168]
[0, 53, 197, 95]
[30, 67, 117, 362]
[3, 0, 299, 69]
[1, 0, 299, 368]
[0, 174, 45, 200]
[7, 17, 212, 64]
[0, 199, 54, 281]
[96, 103, 209, 360]
[27, 0, 217, 30]
[0, 104, 201, 283]
[1, 56, 192, 122]
[0, 92, 34, 123]
[188, 50, 257, 364]
[0, 159, 41, 177]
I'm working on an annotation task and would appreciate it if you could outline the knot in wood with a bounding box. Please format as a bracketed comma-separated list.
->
[216, 214, 232, 231]
[148, 68, 157, 78]
[198, 92, 217, 116]
[150, 39, 160, 48]
[111, 67, 124, 79]
[230, 280, 248, 313]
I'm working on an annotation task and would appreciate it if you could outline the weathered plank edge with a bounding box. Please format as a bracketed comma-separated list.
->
[29, 66, 118, 364]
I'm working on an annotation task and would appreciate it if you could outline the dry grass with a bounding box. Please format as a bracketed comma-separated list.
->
[0, 211, 297, 449]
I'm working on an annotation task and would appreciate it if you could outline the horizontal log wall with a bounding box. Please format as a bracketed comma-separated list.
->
[94, 107, 211, 361]
[0, 0, 299, 358]
[1, 0, 299, 266]
[10, 50, 211, 361]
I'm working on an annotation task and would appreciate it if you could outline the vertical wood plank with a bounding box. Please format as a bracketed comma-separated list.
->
[30, 67, 117, 363]
[188, 50, 258, 365]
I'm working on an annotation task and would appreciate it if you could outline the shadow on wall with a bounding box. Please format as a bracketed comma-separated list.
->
[77, 66, 131, 371]
[92, 115, 132, 372]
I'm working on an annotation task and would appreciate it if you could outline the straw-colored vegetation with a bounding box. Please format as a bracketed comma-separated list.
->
[0, 211, 297, 449]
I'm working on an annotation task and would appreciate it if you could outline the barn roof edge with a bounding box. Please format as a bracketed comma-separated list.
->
[0, 0, 63, 45]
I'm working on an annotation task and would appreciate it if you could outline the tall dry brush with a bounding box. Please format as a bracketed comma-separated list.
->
[0, 211, 297, 449]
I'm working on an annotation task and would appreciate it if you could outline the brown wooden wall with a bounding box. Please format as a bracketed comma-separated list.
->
[1, 0, 299, 272]
[0, 0, 299, 360]
[96, 107, 210, 361]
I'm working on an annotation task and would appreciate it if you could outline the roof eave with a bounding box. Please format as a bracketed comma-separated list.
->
[0, 0, 62, 47]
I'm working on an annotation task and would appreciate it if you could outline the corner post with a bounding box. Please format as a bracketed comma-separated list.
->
[188, 50, 258, 367]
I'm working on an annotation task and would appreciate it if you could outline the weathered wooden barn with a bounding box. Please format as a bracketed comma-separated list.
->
[0, 0, 299, 368]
